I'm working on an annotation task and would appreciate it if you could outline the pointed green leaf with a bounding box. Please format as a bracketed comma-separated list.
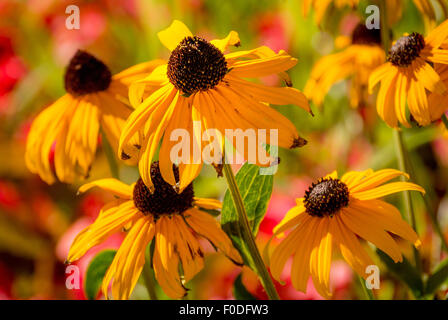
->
[221, 162, 274, 268]
[85, 250, 117, 300]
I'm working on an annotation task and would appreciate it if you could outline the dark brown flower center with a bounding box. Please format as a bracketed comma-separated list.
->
[133, 161, 194, 217]
[64, 50, 112, 96]
[351, 23, 382, 46]
[387, 33, 425, 67]
[167, 36, 227, 96]
[304, 178, 349, 218]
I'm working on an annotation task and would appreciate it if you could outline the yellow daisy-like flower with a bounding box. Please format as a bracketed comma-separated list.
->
[304, 23, 385, 108]
[67, 161, 242, 300]
[270, 168, 424, 298]
[119, 20, 310, 192]
[369, 20, 448, 128]
[25, 50, 164, 184]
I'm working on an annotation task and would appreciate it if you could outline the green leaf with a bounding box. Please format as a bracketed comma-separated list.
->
[85, 250, 117, 300]
[376, 249, 424, 298]
[425, 258, 448, 296]
[233, 273, 257, 300]
[221, 162, 274, 268]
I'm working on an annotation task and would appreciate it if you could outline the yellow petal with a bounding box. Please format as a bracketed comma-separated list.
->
[349, 169, 409, 193]
[103, 216, 154, 300]
[184, 208, 243, 265]
[68, 201, 139, 263]
[210, 31, 240, 52]
[351, 182, 425, 200]
[157, 20, 193, 52]
[340, 206, 403, 262]
[78, 178, 133, 199]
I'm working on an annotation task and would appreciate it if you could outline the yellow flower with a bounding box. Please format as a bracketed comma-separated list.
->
[25, 50, 164, 184]
[304, 23, 385, 108]
[67, 161, 242, 300]
[119, 20, 310, 193]
[270, 168, 424, 298]
[369, 20, 448, 128]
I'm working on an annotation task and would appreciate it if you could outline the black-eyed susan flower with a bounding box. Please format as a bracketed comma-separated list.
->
[119, 20, 310, 193]
[25, 50, 164, 184]
[270, 168, 424, 298]
[369, 20, 448, 128]
[67, 161, 242, 300]
[304, 23, 385, 108]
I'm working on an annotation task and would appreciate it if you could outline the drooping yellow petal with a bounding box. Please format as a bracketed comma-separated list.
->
[118, 84, 176, 159]
[128, 64, 169, 107]
[171, 215, 204, 282]
[193, 197, 222, 210]
[157, 20, 193, 52]
[309, 217, 332, 298]
[368, 63, 393, 94]
[340, 206, 403, 262]
[355, 200, 421, 247]
[210, 31, 241, 52]
[103, 216, 155, 300]
[184, 208, 243, 265]
[394, 70, 411, 127]
[78, 178, 133, 199]
[333, 215, 374, 277]
[153, 216, 186, 299]
[25, 94, 75, 184]
[67, 201, 139, 263]
[413, 57, 446, 95]
[290, 216, 318, 292]
[227, 75, 310, 112]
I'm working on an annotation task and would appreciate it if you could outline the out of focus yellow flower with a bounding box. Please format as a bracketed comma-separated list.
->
[25, 50, 164, 184]
[270, 168, 423, 298]
[304, 23, 385, 108]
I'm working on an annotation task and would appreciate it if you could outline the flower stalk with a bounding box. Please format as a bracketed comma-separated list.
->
[222, 162, 280, 300]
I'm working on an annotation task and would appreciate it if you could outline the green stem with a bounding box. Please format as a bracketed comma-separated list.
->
[142, 258, 158, 300]
[101, 131, 120, 179]
[393, 130, 423, 274]
[358, 275, 375, 300]
[222, 162, 280, 300]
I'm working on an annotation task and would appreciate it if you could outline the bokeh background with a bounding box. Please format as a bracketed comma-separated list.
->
[0, 0, 447, 299]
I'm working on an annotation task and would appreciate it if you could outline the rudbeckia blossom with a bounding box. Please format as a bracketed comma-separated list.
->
[369, 20, 448, 128]
[25, 50, 164, 184]
[67, 161, 242, 300]
[270, 168, 424, 298]
[304, 23, 385, 108]
[119, 20, 310, 192]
